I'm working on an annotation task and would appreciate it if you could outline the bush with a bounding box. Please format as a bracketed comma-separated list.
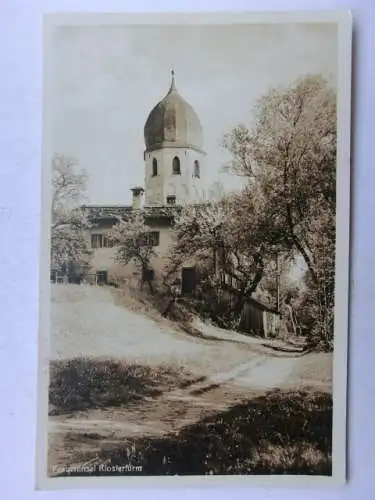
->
[49, 357, 192, 415]
[123, 390, 332, 475]
[57, 389, 332, 476]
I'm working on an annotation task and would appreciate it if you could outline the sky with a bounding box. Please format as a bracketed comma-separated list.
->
[47, 22, 338, 205]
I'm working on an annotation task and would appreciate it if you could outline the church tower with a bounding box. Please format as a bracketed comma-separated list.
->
[143, 70, 205, 206]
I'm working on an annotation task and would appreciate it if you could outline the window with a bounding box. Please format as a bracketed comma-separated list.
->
[172, 156, 181, 175]
[149, 231, 160, 246]
[166, 195, 176, 205]
[103, 236, 114, 248]
[91, 234, 113, 249]
[91, 234, 103, 249]
[142, 231, 160, 247]
[50, 270, 64, 284]
[193, 160, 200, 178]
[152, 158, 158, 176]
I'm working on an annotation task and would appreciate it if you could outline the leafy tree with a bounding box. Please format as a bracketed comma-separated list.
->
[226, 185, 293, 298]
[165, 201, 226, 278]
[165, 190, 287, 326]
[51, 154, 92, 281]
[107, 212, 157, 293]
[223, 74, 337, 348]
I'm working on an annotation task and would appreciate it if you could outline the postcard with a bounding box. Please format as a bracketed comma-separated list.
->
[36, 11, 352, 489]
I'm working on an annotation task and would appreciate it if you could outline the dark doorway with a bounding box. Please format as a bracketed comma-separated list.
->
[142, 268, 155, 282]
[181, 267, 196, 295]
[96, 270, 108, 285]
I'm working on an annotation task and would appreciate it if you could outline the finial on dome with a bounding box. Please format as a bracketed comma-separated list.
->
[169, 66, 176, 92]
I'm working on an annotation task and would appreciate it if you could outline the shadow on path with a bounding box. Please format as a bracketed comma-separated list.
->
[53, 389, 332, 477]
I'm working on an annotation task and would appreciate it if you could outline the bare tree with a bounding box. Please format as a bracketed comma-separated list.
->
[51, 154, 92, 281]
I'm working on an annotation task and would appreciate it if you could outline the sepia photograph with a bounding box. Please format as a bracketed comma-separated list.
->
[37, 11, 352, 488]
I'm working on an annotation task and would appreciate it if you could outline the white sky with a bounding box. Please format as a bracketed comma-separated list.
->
[48, 22, 337, 205]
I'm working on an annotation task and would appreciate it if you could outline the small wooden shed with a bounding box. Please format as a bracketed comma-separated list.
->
[239, 296, 280, 339]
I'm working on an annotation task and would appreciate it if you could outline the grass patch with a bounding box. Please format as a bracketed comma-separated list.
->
[58, 389, 332, 476]
[111, 282, 170, 319]
[112, 284, 197, 336]
[131, 390, 332, 475]
[49, 357, 192, 415]
[291, 353, 333, 389]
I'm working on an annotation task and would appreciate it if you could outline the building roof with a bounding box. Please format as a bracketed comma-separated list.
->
[246, 295, 280, 315]
[83, 204, 182, 223]
[144, 70, 204, 153]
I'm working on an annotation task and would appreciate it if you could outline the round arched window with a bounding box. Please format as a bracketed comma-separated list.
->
[193, 160, 200, 178]
[172, 156, 181, 175]
[152, 158, 158, 176]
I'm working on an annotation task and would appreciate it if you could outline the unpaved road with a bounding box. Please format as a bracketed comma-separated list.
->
[50, 285, 300, 376]
[48, 285, 332, 469]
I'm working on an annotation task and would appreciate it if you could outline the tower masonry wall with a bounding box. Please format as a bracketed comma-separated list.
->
[144, 147, 204, 205]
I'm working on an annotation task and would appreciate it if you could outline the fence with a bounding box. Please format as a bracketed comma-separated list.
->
[50, 270, 111, 286]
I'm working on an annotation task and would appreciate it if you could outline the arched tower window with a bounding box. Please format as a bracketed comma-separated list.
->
[152, 158, 158, 177]
[172, 156, 181, 175]
[193, 160, 200, 178]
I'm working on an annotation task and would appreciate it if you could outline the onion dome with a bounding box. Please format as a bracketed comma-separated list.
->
[144, 70, 203, 152]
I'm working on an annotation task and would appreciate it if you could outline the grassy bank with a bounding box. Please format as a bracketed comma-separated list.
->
[55, 389, 332, 475]
[49, 357, 193, 415]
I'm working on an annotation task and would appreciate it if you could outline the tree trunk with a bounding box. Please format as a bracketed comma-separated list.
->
[286, 303, 297, 335]
[286, 204, 318, 284]
[162, 297, 175, 318]
[283, 155, 318, 286]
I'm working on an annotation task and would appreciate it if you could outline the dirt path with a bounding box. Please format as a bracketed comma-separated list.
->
[48, 348, 331, 470]
[49, 354, 299, 443]
[48, 285, 332, 470]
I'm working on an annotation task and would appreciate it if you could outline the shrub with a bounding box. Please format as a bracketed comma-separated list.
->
[109, 390, 332, 475]
[49, 357, 191, 414]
